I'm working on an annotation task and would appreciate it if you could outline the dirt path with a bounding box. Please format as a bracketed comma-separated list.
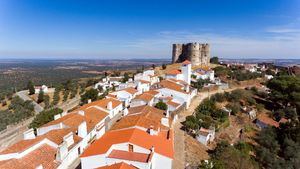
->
[172, 94, 206, 169]
[172, 85, 257, 169]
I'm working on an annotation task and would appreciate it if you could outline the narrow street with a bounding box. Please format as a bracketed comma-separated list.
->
[172, 94, 206, 169]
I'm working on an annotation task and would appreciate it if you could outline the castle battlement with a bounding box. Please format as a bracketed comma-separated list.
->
[172, 42, 210, 66]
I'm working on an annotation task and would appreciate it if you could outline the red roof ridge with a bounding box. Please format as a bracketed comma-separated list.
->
[80, 128, 174, 159]
[182, 60, 191, 65]
[96, 162, 138, 169]
[108, 150, 152, 163]
[166, 69, 181, 75]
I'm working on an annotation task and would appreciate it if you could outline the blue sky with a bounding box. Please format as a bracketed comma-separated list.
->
[0, 0, 299, 59]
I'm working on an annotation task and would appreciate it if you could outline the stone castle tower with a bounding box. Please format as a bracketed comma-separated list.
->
[172, 42, 210, 66]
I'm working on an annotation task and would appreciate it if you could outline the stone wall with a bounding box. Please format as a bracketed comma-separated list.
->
[172, 42, 210, 66]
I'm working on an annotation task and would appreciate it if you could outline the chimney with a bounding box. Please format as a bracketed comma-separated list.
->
[59, 122, 64, 129]
[54, 114, 61, 120]
[61, 111, 67, 117]
[151, 146, 155, 152]
[166, 108, 170, 117]
[78, 110, 85, 116]
[78, 121, 87, 138]
[137, 82, 142, 94]
[56, 141, 68, 162]
[35, 164, 43, 169]
[167, 130, 171, 140]
[185, 85, 189, 93]
[23, 128, 36, 140]
[149, 126, 154, 135]
[161, 118, 169, 127]
[107, 101, 113, 110]
[63, 132, 74, 148]
[123, 108, 129, 116]
[88, 99, 92, 103]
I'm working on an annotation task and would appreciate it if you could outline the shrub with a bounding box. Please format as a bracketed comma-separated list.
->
[155, 101, 168, 110]
[213, 93, 226, 102]
[80, 88, 99, 104]
[37, 90, 44, 103]
[29, 108, 63, 129]
[226, 102, 240, 115]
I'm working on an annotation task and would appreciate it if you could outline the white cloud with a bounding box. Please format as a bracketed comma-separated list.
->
[266, 28, 300, 33]
[1, 22, 300, 59]
[111, 30, 300, 59]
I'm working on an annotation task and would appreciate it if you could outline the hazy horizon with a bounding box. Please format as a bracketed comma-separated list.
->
[0, 0, 300, 59]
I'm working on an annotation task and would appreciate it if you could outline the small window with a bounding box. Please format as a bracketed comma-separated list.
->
[129, 144, 134, 152]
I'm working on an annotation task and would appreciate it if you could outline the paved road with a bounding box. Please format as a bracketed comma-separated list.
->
[16, 90, 44, 113]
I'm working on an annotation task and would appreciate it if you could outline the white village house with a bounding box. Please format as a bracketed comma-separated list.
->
[0, 98, 122, 169]
[80, 104, 174, 169]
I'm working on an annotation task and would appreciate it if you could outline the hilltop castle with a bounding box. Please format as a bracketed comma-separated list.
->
[172, 42, 210, 66]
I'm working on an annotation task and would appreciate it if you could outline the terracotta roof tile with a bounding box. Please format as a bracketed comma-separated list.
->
[96, 162, 138, 169]
[257, 113, 279, 128]
[79, 98, 122, 110]
[127, 105, 165, 116]
[122, 87, 138, 95]
[167, 100, 180, 108]
[111, 105, 166, 131]
[140, 80, 150, 84]
[166, 69, 181, 75]
[0, 137, 44, 154]
[0, 144, 59, 169]
[279, 118, 288, 123]
[182, 60, 191, 65]
[134, 93, 154, 102]
[159, 80, 188, 94]
[81, 128, 174, 159]
[1, 128, 82, 154]
[143, 90, 159, 96]
[42, 107, 108, 133]
[167, 78, 188, 85]
[108, 150, 151, 163]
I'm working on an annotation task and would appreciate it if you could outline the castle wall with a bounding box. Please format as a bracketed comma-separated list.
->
[171, 42, 210, 66]
[172, 44, 182, 64]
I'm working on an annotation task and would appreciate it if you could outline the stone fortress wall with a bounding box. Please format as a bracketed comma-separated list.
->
[172, 42, 210, 66]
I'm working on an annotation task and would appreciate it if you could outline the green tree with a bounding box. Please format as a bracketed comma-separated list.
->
[44, 94, 50, 109]
[79, 83, 86, 94]
[122, 72, 130, 83]
[152, 64, 156, 69]
[111, 84, 116, 91]
[155, 101, 168, 110]
[63, 90, 69, 101]
[27, 81, 35, 95]
[184, 115, 200, 133]
[213, 66, 230, 77]
[0, 96, 34, 131]
[37, 90, 44, 103]
[52, 90, 60, 105]
[208, 141, 258, 169]
[210, 56, 219, 64]
[29, 108, 63, 129]
[81, 88, 99, 104]
[97, 85, 103, 92]
[191, 79, 209, 91]
[226, 102, 240, 115]
[267, 75, 300, 109]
